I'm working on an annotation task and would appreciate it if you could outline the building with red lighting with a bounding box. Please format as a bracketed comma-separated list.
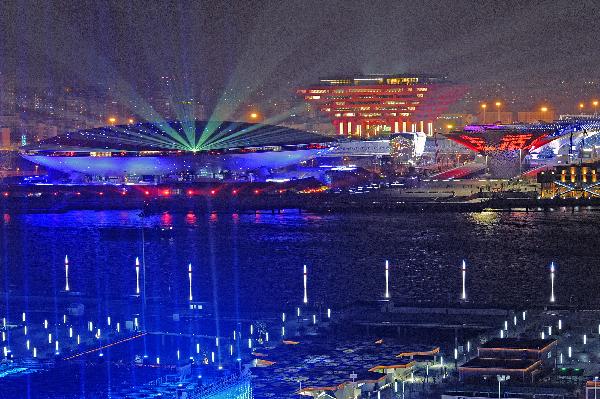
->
[445, 124, 559, 178]
[298, 74, 466, 138]
[445, 125, 556, 154]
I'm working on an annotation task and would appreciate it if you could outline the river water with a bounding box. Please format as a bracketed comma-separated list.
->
[1, 208, 599, 313]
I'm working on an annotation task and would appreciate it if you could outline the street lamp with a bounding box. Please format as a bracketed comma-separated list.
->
[540, 107, 548, 122]
[481, 103, 487, 123]
[579, 103, 585, 113]
[497, 375, 509, 398]
[593, 100, 598, 116]
[495, 102, 502, 122]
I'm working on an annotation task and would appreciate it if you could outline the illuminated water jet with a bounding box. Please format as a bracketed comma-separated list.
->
[135, 257, 140, 295]
[384, 260, 390, 299]
[188, 263, 193, 301]
[461, 260, 467, 301]
[64, 255, 70, 292]
[303, 265, 308, 304]
[550, 262, 556, 303]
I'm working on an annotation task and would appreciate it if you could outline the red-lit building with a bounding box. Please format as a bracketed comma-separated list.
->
[445, 125, 556, 154]
[298, 75, 466, 138]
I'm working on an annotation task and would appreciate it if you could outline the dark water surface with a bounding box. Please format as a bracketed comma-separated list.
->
[1, 208, 599, 312]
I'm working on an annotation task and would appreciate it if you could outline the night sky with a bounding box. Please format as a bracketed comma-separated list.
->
[1, 0, 600, 104]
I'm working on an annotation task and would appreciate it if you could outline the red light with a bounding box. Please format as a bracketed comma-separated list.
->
[76, 192, 81, 196]
[254, 189, 260, 195]
[98, 192, 104, 196]
[187, 190, 194, 196]
[210, 190, 216, 195]
[279, 189, 285, 194]
[163, 190, 170, 196]
[121, 191, 127, 196]
[2, 192, 8, 197]
[144, 191, 150, 195]
[232, 189, 238, 195]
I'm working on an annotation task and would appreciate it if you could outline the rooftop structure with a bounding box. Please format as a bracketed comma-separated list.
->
[479, 338, 557, 359]
[459, 338, 557, 383]
[459, 357, 542, 382]
[298, 74, 466, 138]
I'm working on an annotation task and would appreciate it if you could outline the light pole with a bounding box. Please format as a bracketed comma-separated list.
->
[495, 101, 502, 122]
[594, 376, 598, 399]
[594, 101, 598, 116]
[579, 102, 585, 114]
[481, 103, 487, 123]
[497, 375, 509, 398]
[540, 106, 548, 121]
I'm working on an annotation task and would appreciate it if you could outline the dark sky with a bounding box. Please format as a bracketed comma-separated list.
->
[1, 0, 600, 97]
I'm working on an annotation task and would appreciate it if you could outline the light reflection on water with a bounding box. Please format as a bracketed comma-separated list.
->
[1, 209, 600, 312]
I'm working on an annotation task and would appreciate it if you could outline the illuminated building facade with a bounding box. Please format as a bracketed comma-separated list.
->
[538, 162, 600, 199]
[298, 74, 466, 138]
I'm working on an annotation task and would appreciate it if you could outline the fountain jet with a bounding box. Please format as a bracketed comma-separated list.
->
[135, 257, 140, 295]
[188, 263, 193, 301]
[461, 260, 467, 301]
[64, 255, 70, 292]
[550, 262, 556, 303]
[303, 265, 308, 304]
[384, 260, 390, 299]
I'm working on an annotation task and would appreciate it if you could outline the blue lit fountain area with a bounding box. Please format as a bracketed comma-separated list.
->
[0, 255, 342, 399]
